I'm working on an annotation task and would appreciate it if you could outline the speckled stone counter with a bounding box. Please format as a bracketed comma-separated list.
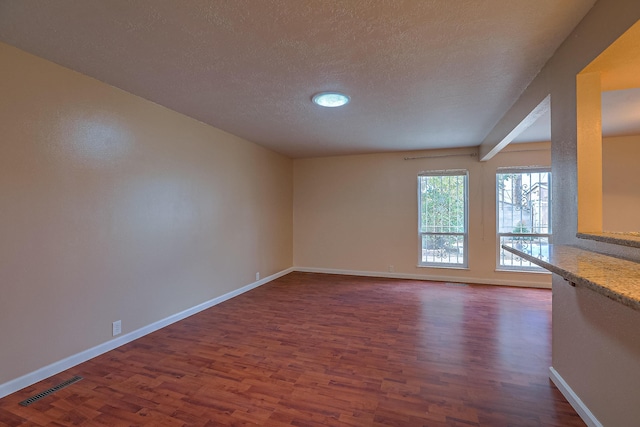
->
[502, 244, 640, 312]
[577, 231, 640, 249]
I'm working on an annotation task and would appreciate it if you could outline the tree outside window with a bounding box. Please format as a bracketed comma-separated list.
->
[418, 171, 468, 267]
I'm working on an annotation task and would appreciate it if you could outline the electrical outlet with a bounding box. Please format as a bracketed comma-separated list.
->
[256, 272, 260, 281]
[112, 320, 122, 336]
[388, 265, 394, 272]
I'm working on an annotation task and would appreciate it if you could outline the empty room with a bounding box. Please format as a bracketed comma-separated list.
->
[1, 1, 639, 426]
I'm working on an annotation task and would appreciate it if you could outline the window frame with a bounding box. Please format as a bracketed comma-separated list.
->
[417, 169, 469, 269]
[496, 167, 552, 272]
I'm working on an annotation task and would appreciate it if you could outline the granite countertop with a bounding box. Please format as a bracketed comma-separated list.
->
[502, 244, 640, 312]
[576, 231, 640, 249]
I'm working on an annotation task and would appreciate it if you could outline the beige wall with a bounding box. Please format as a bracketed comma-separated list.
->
[552, 274, 640, 426]
[294, 143, 551, 288]
[0, 42, 293, 385]
[603, 134, 640, 232]
[479, 1, 640, 424]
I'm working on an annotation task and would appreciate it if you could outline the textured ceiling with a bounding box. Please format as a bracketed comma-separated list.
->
[0, 0, 597, 158]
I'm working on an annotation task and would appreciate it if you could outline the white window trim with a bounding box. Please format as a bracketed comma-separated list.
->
[496, 167, 552, 272]
[417, 170, 469, 269]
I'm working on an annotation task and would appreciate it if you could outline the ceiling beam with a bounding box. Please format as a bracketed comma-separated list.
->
[479, 95, 550, 161]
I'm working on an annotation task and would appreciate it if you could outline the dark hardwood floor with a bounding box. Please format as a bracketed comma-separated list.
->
[0, 272, 584, 426]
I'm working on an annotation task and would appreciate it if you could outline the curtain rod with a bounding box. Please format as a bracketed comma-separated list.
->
[498, 148, 550, 154]
[404, 152, 477, 161]
[404, 147, 548, 161]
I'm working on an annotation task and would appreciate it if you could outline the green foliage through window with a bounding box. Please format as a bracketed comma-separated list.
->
[418, 172, 467, 267]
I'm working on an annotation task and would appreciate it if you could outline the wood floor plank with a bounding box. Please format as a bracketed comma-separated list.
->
[0, 272, 585, 426]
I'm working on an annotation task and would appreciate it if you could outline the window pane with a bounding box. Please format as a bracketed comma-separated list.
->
[497, 171, 550, 234]
[497, 169, 551, 270]
[499, 236, 549, 268]
[419, 174, 465, 233]
[421, 234, 465, 265]
[418, 172, 467, 267]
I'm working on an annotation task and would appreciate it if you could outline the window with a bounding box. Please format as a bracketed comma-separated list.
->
[418, 171, 468, 267]
[497, 168, 551, 270]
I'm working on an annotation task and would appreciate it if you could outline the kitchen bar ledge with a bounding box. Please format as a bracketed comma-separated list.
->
[576, 231, 640, 249]
[502, 244, 640, 312]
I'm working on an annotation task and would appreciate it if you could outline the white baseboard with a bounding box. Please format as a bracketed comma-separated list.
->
[549, 367, 602, 427]
[0, 267, 294, 400]
[294, 267, 551, 289]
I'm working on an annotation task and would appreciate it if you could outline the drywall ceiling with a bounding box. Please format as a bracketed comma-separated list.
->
[0, 0, 597, 158]
[582, 18, 640, 91]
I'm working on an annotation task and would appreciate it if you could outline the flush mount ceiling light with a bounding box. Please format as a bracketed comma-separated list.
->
[312, 92, 350, 108]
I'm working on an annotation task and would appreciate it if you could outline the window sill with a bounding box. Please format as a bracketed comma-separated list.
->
[417, 265, 469, 271]
[495, 268, 551, 275]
